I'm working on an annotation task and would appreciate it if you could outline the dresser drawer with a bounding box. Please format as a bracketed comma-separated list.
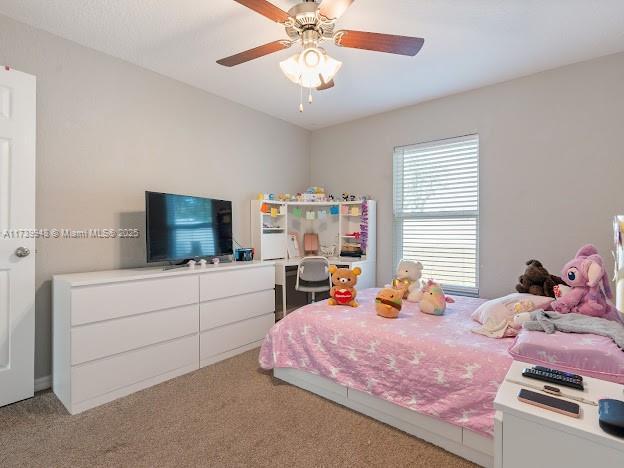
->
[200, 313, 274, 361]
[71, 304, 198, 365]
[71, 276, 198, 325]
[71, 334, 198, 404]
[200, 290, 274, 331]
[199, 266, 274, 302]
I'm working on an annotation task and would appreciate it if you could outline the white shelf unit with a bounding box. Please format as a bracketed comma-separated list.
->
[251, 200, 376, 264]
[251, 201, 288, 260]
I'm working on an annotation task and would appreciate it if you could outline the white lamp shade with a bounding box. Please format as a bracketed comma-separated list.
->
[279, 49, 342, 89]
[319, 54, 342, 83]
[279, 54, 303, 84]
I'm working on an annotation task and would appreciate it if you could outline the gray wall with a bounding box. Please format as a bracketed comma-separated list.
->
[310, 52, 624, 299]
[0, 15, 310, 380]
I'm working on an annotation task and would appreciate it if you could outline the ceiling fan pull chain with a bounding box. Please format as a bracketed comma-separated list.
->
[299, 79, 304, 112]
[308, 87, 313, 104]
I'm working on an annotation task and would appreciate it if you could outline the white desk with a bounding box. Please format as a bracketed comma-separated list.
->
[269, 256, 376, 317]
[494, 361, 624, 468]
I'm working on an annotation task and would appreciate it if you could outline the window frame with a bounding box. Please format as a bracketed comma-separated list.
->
[393, 134, 480, 297]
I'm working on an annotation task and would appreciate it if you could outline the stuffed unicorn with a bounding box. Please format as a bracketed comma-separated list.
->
[550, 244, 612, 318]
[413, 280, 455, 316]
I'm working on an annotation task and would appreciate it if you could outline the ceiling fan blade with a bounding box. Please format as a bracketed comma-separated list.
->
[334, 30, 424, 56]
[216, 40, 291, 67]
[316, 76, 335, 91]
[319, 0, 354, 20]
[233, 0, 290, 23]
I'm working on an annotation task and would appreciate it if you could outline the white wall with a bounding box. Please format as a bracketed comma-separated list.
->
[0, 14, 310, 380]
[310, 52, 624, 299]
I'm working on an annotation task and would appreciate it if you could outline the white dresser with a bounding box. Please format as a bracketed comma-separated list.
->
[53, 261, 275, 414]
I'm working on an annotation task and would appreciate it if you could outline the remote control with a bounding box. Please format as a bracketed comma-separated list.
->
[533, 366, 583, 382]
[522, 368, 584, 390]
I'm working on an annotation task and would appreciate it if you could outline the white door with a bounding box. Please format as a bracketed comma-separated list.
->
[0, 67, 36, 407]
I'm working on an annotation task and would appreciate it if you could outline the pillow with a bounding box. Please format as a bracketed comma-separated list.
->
[471, 293, 553, 325]
[509, 329, 624, 384]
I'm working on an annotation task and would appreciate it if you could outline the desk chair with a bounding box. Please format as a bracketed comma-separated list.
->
[295, 256, 331, 304]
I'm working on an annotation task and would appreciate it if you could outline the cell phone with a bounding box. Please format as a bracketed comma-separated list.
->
[517, 389, 581, 418]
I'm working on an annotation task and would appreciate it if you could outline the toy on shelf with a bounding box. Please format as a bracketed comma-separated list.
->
[299, 186, 327, 202]
[328, 265, 361, 307]
[306, 186, 325, 195]
[550, 244, 613, 318]
[375, 288, 403, 319]
[390, 259, 423, 300]
[412, 280, 454, 316]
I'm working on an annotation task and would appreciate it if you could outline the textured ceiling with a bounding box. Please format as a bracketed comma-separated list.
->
[1, 0, 624, 129]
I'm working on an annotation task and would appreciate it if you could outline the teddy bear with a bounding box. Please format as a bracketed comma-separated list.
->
[375, 288, 403, 319]
[550, 244, 612, 318]
[389, 259, 423, 301]
[515, 259, 565, 297]
[328, 265, 361, 307]
[412, 280, 455, 315]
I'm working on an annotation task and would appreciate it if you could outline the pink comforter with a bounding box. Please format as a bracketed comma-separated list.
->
[259, 289, 514, 437]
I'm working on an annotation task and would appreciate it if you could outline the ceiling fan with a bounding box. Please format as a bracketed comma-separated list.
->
[216, 0, 425, 111]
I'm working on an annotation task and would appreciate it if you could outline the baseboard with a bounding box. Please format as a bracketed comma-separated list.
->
[34, 375, 52, 392]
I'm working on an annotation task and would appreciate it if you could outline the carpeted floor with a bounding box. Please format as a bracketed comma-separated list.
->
[0, 349, 476, 467]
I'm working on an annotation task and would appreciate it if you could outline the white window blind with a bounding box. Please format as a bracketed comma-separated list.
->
[393, 134, 479, 296]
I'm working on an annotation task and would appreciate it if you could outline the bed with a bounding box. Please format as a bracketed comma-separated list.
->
[259, 289, 515, 467]
[260, 287, 624, 467]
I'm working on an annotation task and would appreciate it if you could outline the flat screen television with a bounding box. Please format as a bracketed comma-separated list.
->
[145, 191, 233, 263]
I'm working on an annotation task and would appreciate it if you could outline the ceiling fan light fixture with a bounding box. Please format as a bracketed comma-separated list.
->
[318, 52, 342, 83]
[301, 47, 321, 68]
[218, 0, 425, 113]
[279, 50, 342, 89]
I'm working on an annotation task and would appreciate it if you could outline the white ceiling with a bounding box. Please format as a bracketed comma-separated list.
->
[2, 0, 624, 130]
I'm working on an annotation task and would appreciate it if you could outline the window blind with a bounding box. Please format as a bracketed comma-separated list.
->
[393, 134, 479, 296]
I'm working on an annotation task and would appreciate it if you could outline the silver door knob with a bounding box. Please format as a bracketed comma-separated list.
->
[15, 247, 30, 257]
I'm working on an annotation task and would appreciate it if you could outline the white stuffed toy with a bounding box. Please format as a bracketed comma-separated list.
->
[389, 259, 423, 301]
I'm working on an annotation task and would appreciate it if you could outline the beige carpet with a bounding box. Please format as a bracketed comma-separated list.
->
[0, 350, 476, 467]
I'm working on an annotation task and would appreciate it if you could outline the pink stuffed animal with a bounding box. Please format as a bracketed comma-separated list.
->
[550, 244, 612, 318]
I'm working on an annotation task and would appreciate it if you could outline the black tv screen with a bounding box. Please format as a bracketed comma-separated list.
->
[145, 191, 233, 263]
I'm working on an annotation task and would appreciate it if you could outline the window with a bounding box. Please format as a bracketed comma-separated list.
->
[393, 134, 479, 296]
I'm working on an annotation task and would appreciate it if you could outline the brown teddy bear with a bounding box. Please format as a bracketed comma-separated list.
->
[328, 265, 361, 307]
[375, 288, 403, 318]
[516, 259, 565, 297]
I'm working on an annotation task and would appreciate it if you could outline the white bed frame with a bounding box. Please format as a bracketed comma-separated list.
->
[274, 368, 500, 468]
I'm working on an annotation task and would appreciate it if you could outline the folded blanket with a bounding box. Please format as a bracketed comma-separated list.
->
[472, 317, 518, 338]
[522, 310, 624, 349]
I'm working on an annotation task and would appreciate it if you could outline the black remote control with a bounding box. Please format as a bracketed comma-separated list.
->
[522, 368, 584, 390]
[533, 366, 583, 382]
